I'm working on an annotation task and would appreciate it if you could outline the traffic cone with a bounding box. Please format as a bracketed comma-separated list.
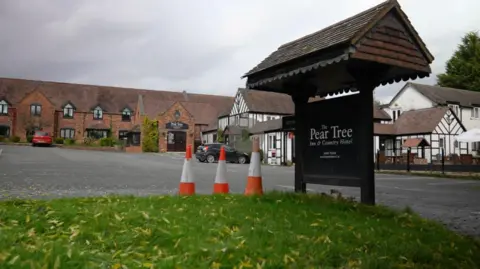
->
[213, 146, 229, 194]
[245, 137, 263, 195]
[179, 145, 195, 195]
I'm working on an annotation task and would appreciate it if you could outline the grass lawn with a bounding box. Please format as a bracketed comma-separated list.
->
[0, 193, 479, 269]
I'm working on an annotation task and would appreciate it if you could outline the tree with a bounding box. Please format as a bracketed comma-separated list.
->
[374, 98, 382, 106]
[20, 114, 52, 136]
[437, 31, 480, 91]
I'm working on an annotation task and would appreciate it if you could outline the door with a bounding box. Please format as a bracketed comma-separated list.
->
[167, 131, 187, 152]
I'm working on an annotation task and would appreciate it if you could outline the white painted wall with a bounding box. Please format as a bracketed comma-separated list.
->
[201, 132, 215, 143]
[383, 85, 434, 121]
[255, 131, 294, 165]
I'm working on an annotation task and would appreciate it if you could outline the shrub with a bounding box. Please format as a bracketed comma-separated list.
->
[142, 117, 159, 152]
[0, 135, 4, 142]
[83, 137, 95, 146]
[55, 137, 64, 144]
[10, 136, 20, 143]
[64, 138, 76, 145]
[26, 135, 33, 143]
[100, 137, 114, 147]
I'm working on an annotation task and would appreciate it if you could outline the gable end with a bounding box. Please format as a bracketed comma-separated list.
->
[352, 10, 431, 74]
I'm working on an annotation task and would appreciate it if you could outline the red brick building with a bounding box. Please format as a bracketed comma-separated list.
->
[0, 78, 233, 152]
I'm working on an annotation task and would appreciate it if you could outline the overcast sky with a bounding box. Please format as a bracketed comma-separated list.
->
[0, 0, 478, 103]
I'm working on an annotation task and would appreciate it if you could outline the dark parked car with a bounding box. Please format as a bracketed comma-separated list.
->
[195, 143, 250, 164]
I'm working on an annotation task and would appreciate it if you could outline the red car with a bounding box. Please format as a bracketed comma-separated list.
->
[32, 131, 53, 147]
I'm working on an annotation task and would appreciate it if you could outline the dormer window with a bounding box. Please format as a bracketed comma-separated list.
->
[30, 104, 42, 116]
[0, 100, 7, 115]
[63, 104, 74, 118]
[448, 104, 460, 116]
[122, 108, 131, 121]
[93, 106, 103, 120]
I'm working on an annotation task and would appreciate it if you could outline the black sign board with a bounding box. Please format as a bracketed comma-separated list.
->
[165, 121, 189, 130]
[303, 95, 362, 187]
[282, 115, 295, 131]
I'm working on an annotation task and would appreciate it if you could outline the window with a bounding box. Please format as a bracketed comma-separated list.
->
[473, 142, 480, 151]
[472, 107, 480, 118]
[448, 104, 460, 116]
[60, 128, 75, 139]
[224, 146, 235, 152]
[439, 138, 445, 148]
[0, 125, 10, 137]
[63, 104, 74, 118]
[131, 133, 141, 146]
[87, 130, 108, 139]
[0, 100, 7, 115]
[93, 107, 103, 119]
[268, 135, 277, 149]
[30, 104, 42, 116]
[454, 140, 459, 148]
[119, 130, 129, 140]
[122, 108, 131, 121]
[392, 109, 402, 121]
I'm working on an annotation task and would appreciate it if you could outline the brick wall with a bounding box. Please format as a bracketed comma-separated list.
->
[0, 108, 15, 137]
[15, 91, 56, 141]
[157, 102, 195, 152]
[56, 112, 134, 142]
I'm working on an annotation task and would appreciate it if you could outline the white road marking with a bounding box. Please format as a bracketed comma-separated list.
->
[0, 148, 3, 157]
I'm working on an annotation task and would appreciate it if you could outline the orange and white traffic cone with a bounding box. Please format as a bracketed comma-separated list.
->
[245, 137, 263, 195]
[179, 145, 195, 195]
[213, 146, 229, 194]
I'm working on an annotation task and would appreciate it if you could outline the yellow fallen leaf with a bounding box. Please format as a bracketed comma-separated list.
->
[8, 255, 19, 265]
[174, 238, 181, 248]
[112, 263, 122, 269]
[26, 215, 30, 223]
[143, 262, 153, 268]
[54, 256, 61, 269]
[211, 261, 221, 269]
[141, 211, 150, 219]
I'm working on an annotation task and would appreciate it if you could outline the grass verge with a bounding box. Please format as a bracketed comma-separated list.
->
[0, 192, 479, 268]
[377, 170, 480, 180]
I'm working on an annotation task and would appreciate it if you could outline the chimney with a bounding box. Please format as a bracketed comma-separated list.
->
[182, 90, 189, 102]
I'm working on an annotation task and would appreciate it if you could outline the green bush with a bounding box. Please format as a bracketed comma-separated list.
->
[100, 137, 114, 147]
[83, 137, 95, 146]
[10, 136, 20, 143]
[142, 117, 159, 152]
[55, 137, 64, 144]
[0, 135, 4, 142]
[26, 135, 33, 143]
[65, 138, 76, 145]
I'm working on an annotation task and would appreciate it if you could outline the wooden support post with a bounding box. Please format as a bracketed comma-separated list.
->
[358, 82, 376, 205]
[291, 84, 316, 193]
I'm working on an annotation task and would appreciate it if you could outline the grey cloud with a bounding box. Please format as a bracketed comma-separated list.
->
[0, 0, 479, 98]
